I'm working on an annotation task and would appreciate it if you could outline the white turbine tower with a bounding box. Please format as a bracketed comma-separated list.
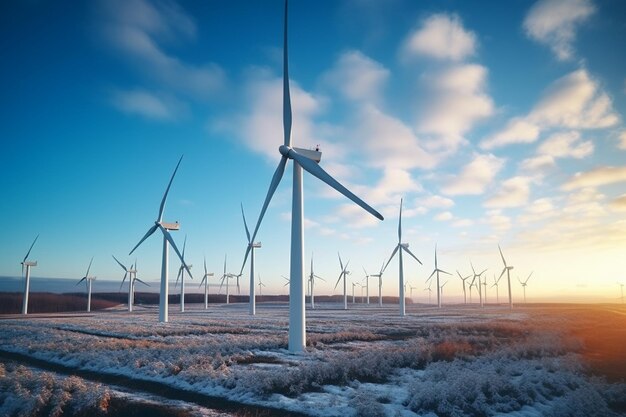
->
[218, 255, 232, 304]
[457, 270, 471, 304]
[335, 253, 350, 310]
[384, 198, 422, 316]
[199, 257, 214, 309]
[308, 255, 325, 309]
[175, 236, 192, 313]
[130, 260, 150, 306]
[491, 273, 502, 304]
[482, 276, 488, 305]
[241, 0, 383, 353]
[426, 245, 451, 308]
[351, 281, 361, 304]
[369, 261, 385, 307]
[129, 156, 191, 323]
[362, 267, 375, 305]
[470, 262, 487, 308]
[20, 235, 39, 315]
[424, 283, 433, 305]
[76, 257, 96, 312]
[240, 204, 261, 315]
[113, 255, 136, 312]
[518, 272, 533, 304]
[498, 244, 514, 309]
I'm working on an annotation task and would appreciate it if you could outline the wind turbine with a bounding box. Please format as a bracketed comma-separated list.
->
[470, 262, 487, 308]
[369, 261, 385, 307]
[240, 204, 262, 315]
[258, 274, 266, 296]
[424, 282, 433, 305]
[351, 281, 361, 304]
[482, 276, 488, 305]
[498, 244, 514, 309]
[76, 257, 96, 312]
[518, 272, 533, 304]
[113, 255, 136, 312]
[440, 280, 449, 306]
[308, 255, 325, 309]
[363, 267, 375, 304]
[20, 235, 39, 315]
[199, 257, 214, 309]
[335, 253, 350, 310]
[174, 236, 192, 313]
[384, 198, 422, 316]
[130, 260, 150, 306]
[129, 155, 191, 323]
[241, 0, 383, 353]
[491, 273, 502, 304]
[409, 284, 418, 301]
[218, 255, 232, 304]
[456, 270, 471, 304]
[426, 245, 451, 308]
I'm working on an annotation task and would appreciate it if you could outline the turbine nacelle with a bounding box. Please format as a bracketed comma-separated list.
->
[160, 221, 180, 231]
[279, 145, 322, 163]
[249, 242, 262, 248]
[22, 261, 37, 267]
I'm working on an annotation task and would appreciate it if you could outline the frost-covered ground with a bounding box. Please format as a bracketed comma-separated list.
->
[1, 302, 625, 416]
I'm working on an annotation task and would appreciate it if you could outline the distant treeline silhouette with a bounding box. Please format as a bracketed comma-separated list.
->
[0, 292, 118, 314]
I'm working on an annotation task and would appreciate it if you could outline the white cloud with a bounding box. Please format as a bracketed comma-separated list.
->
[322, 50, 389, 103]
[537, 131, 593, 159]
[523, 0, 595, 61]
[484, 176, 532, 209]
[518, 197, 557, 224]
[452, 218, 474, 228]
[417, 195, 455, 210]
[519, 155, 555, 173]
[441, 153, 505, 196]
[484, 209, 511, 232]
[610, 194, 626, 212]
[99, 0, 225, 98]
[562, 166, 626, 190]
[434, 211, 454, 221]
[111, 89, 186, 120]
[402, 13, 476, 61]
[480, 118, 540, 150]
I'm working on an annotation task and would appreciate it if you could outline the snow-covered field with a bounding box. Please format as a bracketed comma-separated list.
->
[1, 302, 625, 416]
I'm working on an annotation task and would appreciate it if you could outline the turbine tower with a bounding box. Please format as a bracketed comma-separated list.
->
[482, 276, 488, 305]
[129, 156, 191, 323]
[240, 204, 261, 315]
[457, 270, 471, 304]
[218, 255, 232, 304]
[113, 255, 136, 312]
[174, 236, 192, 313]
[76, 257, 96, 312]
[362, 267, 374, 304]
[424, 282, 433, 305]
[308, 254, 325, 309]
[335, 253, 350, 310]
[199, 257, 214, 309]
[498, 244, 514, 309]
[518, 272, 533, 303]
[130, 260, 150, 306]
[426, 245, 451, 308]
[369, 261, 385, 307]
[20, 235, 39, 315]
[384, 198, 422, 316]
[241, 0, 383, 353]
[440, 281, 448, 306]
[491, 273, 502, 304]
[470, 262, 487, 308]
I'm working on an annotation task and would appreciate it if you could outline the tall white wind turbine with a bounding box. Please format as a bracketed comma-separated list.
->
[491, 273, 502, 304]
[241, 0, 383, 353]
[218, 255, 232, 304]
[498, 244, 514, 309]
[369, 261, 385, 307]
[20, 235, 39, 315]
[240, 204, 261, 315]
[518, 272, 533, 303]
[470, 262, 487, 308]
[258, 274, 266, 296]
[426, 245, 451, 308]
[113, 255, 136, 312]
[335, 253, 350, 310]
[130, 260, 150, 306]
[76, 257, 96, 312]
[424, 282, 433, 305]
[308, 255, 325, 309]
[362, 267, 374, 304]
[384, 198, 422, 316]
[129, 156, 191, 323]
[457, 270, 471, 304]
[199, 257, 214, 309]
[175, 236, 193, 313]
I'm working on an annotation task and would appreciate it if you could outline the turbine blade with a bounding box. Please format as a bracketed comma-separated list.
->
[398, 198, 403, 243]
[112, 255, 127, 272]
[315, 275, 326, 282]
[204, 256, 207, 275]
[160, 226, 193, 279]
[158, 155, 183, 223]
[136, 278, 149, 287]
[181, 235, 187, 259]
[427, 270, 436, 282]
[479, 269, 487, 276]
[440, 269, 452, 276]
[338, 252, 344, 271]
[282, 0, 292, 147]
[119, 272, 127, 291]
[23, 234, 39, 262]
[434, 244, 438, 268]
[402, 245, 423, 265]
[129, 224, 158, 256]
[76, 277, 86, 286]
[498, 267, 506, 281]
[289, 149, 383, 220]
[383, 245, 400, 272]
[334, 273, 343, 290]
[498, 244, 507, 267]
[241, 203, 251, 243]
[84, 256, 94, 278]
[526, 271, 533, 284]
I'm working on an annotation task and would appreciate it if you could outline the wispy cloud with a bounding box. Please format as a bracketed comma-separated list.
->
[111, 89, 186, 120]
[523, 0, 595, 61]
[402, 13, 476, 61]
[537, 131, 593, 159]
[441, 153, 505, 196]
[562, 166, 626, 190]
[609, 194, 626, 212]
[484, 176, 532, 209]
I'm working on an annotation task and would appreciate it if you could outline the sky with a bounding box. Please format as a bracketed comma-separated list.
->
[1, 0, 626, 303]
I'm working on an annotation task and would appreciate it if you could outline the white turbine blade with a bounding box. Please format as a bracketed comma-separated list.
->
[470, 261, 476, 274]
[223, 254, 227, 275]
[338, 252, 344, 271]
[456, 270, 464, 280]
[526, 271, 533, 283]
[439, 269, 452, 276]
[119, 272, 128, 291]
[23, 234, 39, 262]
[383, 245, 400, 272]
[498, 244, 507, 267]
[363, 266, 368, 277]
[158, 155, 183, 223]
[159, 226, 193, 279]
[334, 273, 343, 289]
[498, 267, 506, 281]
[129, 224, 158, 256]
[282, 0, 292, 147]
[241, 203, 251, 243]
[175, 267, 183, 288]
[204, 256, 208, 275]
[84, 256, 94, 278]
[434, 244, 438, 269]
[199, 276, 206, 287]
[248, 156, 288, 256]
[478, 269, 487, 276]
[379, 260, 385, 275]
[135, 278, 149, 287]
[76, 277, 86, 286]
[402, 245, 423, 265]
[315, 275, 325, 282]
[398, 198, 403, 243]
[426, 270, 436, 282]
[112, 255, 127, 272]
[289, 149, 384, 220]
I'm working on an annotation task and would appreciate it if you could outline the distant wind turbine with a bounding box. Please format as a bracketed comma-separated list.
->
[362, 267, 375, 304]
[239, 204, 261, 315]
[199, 257, 214, 309]
[426, 245, 451, 308]
[440, 280, 449, 306]
[335, 253, 350, 310]
[424, 282, 433, 305]
[457, 270, 471, 304]
[174, 236, 193, 313]
[384, 198, 422, 316]
[518, 272, 533, 303]
[491, 273, 502, 304]
[240, 0, 383, 353]
[308, 254, 325, 309]
[76, 257, 96, 312]
[470, 262, 487, 308]
[20, 235, 39, 315]
[129, 155, 191, 323]
[369, 261, 386, 307]
[351, 281, 361, 304]
[113, 255, 141, 312]
[482, 276, 488, 305]
[498, 244, 514, 309]
[258, 274, 266, 296]
[218, 255, 233, 304]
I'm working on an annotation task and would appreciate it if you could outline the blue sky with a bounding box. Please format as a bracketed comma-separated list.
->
[1, 0, 625, 301]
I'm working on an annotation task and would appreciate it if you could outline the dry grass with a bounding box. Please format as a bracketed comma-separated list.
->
[0, 293, 119, 314]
